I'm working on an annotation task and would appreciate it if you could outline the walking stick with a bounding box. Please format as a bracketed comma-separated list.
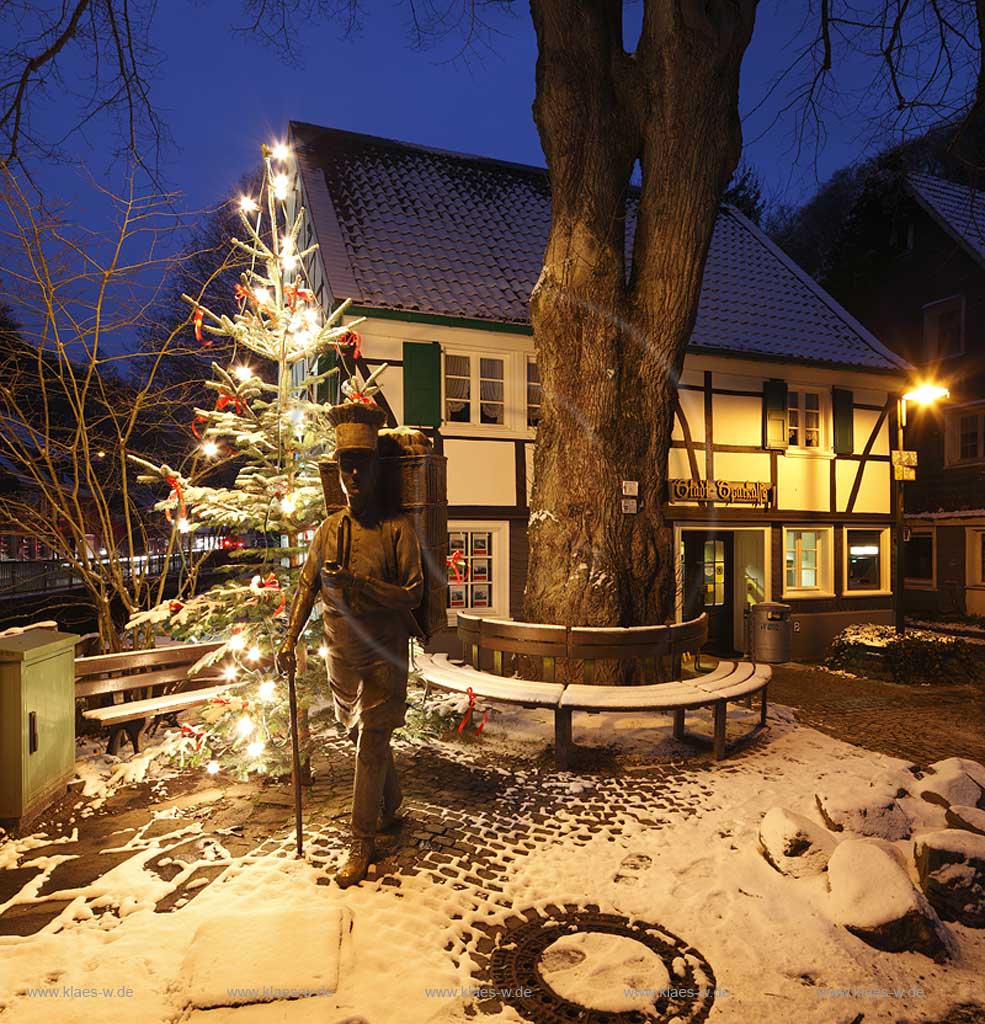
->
[286, 658, 305, 858]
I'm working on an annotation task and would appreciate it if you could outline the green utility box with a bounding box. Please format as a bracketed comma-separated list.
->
[0, 630, 78, 832]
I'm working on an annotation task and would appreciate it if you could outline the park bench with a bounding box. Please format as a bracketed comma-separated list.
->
[416, 612, 771, 769]
[74, 641, 241, 755]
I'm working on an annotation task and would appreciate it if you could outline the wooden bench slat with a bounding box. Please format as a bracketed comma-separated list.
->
[559, 682, 712, 712]
[567, 640, 673, 659]
[476, 635, 568, 657]
[416, 654, 564, 707]
[82, 679, 251, 725]
[75, 663, 226, 698]
[478, 619, 568, 642]
[75, 641, 223, 677]
[693, 663, 756, 693]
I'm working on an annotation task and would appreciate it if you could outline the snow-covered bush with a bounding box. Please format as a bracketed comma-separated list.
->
[827, 624, 983, 684]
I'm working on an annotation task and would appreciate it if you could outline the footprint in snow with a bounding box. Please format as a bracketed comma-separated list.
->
[613, 852, 653, 884]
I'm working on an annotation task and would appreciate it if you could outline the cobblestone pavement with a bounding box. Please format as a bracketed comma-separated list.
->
[766, 662, 985, 766]
[2, 679, 984, 1021]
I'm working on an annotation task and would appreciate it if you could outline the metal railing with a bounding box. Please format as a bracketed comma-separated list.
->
[0, 553, 188, 597]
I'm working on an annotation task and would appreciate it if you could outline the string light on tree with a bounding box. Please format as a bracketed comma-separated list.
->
[236, 716, 255, 738]
[128, 138, 373, 779]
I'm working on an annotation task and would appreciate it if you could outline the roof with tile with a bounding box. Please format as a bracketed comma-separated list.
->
[907, 173, 985, 267]
[291, 121, 908, 374]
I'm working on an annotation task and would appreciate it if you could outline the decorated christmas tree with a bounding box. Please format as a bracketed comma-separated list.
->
[128, 142, 384, 779]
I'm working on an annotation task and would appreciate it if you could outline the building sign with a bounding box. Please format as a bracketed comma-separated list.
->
[669, 479, 774, 505]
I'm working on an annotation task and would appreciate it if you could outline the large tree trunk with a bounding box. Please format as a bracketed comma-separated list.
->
[524, 1, 756, 664]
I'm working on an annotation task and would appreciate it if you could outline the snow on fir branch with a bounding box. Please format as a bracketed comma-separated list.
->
[120, 140, 388, 780]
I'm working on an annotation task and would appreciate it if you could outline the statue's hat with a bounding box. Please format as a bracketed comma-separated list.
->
[328, 401, 386, 454]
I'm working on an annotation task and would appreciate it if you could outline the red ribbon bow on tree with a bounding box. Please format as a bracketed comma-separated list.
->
[234, 283, 250, 311]
[250, 572, 286, 616]
[180, 723, 206, 750]
[285, 284, 315, 308]
[216, 393, 246, 415]
[193, 307, 209, 346]
[446, 550, 469, 584]
[164, 475, 187, 524]
[334, 329, 362, 362]
[457, 687, 488, 736]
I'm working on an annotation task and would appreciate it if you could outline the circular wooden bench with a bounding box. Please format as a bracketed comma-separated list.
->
[415, 612, 771, 769]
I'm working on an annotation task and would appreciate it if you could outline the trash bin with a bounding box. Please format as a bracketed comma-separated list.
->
[750, 602, 792, 663]
[0, 629, 78, 832]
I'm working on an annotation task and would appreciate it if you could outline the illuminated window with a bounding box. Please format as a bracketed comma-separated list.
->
[784, 528, 833, 594]
[444, 353, 505, 426]
[788, 391, 821, 448]
[447, 530, 494, 611]
[702, 540, 726, 607]
[847, 530, 882, 591]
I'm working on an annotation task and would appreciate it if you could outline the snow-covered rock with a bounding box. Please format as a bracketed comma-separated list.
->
[758, 807, 837, 878]
[931, 757, 985, 790]
[815, 776, 912, 840]
[946, 805, 985, 836]
[827, 839, 949, 960]
[181, 907, 351, 1009]
[914, 829, 985, 929]
[916, 759, 985, 810]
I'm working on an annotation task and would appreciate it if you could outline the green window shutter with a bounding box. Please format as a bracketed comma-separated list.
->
[402, 341, 442, 427]
[832, 388, 854, 455]
[762, 379, 788, 450]
[314, 353, 338, 405]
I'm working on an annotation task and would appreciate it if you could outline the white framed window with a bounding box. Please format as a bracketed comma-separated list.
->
[527, 357, 541, 428]
[904, 528, 935, 588]
[782, 526, 834, 596]
[945, 404, 985, 466]
[843, 527, 891, 594]
[446, 521, 510, 622]
[444, 352, 504, 425]
[923, 295, 964, 360]
[787, 390, 824, 449]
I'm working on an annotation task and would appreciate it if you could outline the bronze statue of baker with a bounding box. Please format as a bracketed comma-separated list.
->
[277, 402, 423, 887]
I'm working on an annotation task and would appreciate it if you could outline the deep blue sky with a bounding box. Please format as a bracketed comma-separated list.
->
[27, 1, 913, 219]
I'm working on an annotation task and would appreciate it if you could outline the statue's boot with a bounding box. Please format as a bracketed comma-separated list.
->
[336, 838, 374, 888]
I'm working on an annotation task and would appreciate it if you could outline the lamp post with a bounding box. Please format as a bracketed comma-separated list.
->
[894, 383, 949, 635]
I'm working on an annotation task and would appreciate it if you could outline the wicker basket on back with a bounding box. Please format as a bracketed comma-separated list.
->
[318, 429, 448, 641]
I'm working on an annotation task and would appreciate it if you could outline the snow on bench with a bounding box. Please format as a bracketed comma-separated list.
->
[414, 652, 771, 769]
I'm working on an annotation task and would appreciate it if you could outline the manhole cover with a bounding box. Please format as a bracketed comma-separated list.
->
[489, 906, 716, 1023]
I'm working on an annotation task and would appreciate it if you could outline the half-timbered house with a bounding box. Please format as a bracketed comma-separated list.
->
[287, 122, 910, 659]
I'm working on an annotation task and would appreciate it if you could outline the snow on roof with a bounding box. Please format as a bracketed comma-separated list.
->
[907, 173, 985, 267]
[291, 121, 908, 374]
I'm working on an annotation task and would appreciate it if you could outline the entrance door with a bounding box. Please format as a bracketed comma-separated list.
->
[683, 531, 734, 653]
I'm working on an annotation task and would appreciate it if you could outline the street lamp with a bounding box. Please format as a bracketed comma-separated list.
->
[893, 382, 950, 634]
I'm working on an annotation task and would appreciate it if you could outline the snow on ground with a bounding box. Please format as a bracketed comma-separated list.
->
[1, 705, 984, 1022]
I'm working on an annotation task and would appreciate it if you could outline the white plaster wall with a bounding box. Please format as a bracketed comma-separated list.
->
[668, 447, 704, 481]
[445, 439, 516, 506]
[711, 395, 761, 447]
[853, 409, 889, 456]
[711, 451, 771, 484]
[777, 456, 830, 512]
[835, 460, 891, 514]
[672, 389, 705, 442]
